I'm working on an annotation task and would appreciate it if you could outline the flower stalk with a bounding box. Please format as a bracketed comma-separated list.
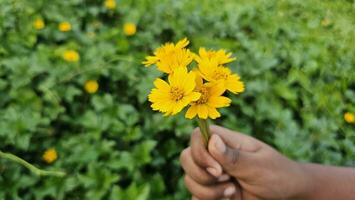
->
[197, 118, 210, 146]
[0, 151, 66, 177]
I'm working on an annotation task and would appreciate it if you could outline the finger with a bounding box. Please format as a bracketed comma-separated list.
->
[191, 128, 223, 177]
[191, 196, 199, 200]
[180, 147, 229, 185]
[184, 175, 239, 200]
[209, 125, 262, 152]
[208, 134, 257, 176]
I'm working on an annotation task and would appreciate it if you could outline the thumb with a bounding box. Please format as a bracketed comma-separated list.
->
[208, 134, 255, 176]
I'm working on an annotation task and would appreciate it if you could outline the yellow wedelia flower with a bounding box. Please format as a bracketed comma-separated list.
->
[123, 22, 137, 36]
[344, 112, 355, 123]
[148, 67, 201, 116]
[104, 0, 116, 9]
[142, 38, 194, 74]
[33, 19, 45, 30]
[84, 80, 99, 94]
[42, 148, 58, 164]
[186, 74, 231, 119]
[62, 50, 80, 62]
[59, 22, 72, 32]
[197, 59, 244, 94]
[195, 47, 236, 65]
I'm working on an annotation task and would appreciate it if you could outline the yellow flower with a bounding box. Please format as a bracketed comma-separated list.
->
[104, 0, 116, 10]
[42, 148, 58, 164]
[33, 19, 45, 30]
[123, 22, 137, 36]
[195, 47, 236, 65]
[344, 112, 355, 123]
[142, 38, 194, 74]
[148, 67, 201, 116]
[197, 59, 244, 94]
[186, 74, 231, 119]
[62, 50, 80, 62]
[59, 22, 72, 32]
[84, 80, 99, 94]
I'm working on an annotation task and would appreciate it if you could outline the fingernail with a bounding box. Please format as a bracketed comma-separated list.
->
[214, 135, 226, 153]
[224, 186, 236, 197]
[206, 167, 219, 177]
[217, 174, 230, 182]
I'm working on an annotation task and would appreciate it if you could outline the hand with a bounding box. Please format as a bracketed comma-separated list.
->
[180, 125, 312, 200]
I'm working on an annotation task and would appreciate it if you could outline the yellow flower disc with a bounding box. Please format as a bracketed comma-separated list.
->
[104, 0, 116, 9]
[42, 148, 58, 164]
[62, 50, 80, 62]
[344, 112, 355, 123]
[123, 23, 137, 36]
[33, 19, 45, 30]
[59, 22, 72, 32]
[84, 80, 99, 94]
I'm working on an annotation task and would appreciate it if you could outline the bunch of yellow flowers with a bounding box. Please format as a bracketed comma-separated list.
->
[143, 38, 244, 144]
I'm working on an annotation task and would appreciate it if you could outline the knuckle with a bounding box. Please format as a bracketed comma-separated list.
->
[191, 147, 207, 166]
[194, 173, 214, 185]
[209, 190, 221, 200]
[201, 191, 219, 200]
[179, 148, 189, 166]
[230, 149, 239, 165]
[184, 175, 192, 191]
[184, 175, 189, 185]
[184, 175, 195, 195]
[200, 176, 215, 185]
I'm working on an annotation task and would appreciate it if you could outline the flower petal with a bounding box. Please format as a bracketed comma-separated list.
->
[154, 78, 170, 92]
[208, 96, 231, 108]
[226, 75, 245, 94]
[197, 105, 208, 119]
[185, 105, 197, 119]
[207, 106, 221, 119]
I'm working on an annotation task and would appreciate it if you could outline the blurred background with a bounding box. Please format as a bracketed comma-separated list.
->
[0, 0, 354, 199]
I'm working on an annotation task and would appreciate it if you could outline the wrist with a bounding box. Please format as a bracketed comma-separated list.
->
[295, 163, 317, 200]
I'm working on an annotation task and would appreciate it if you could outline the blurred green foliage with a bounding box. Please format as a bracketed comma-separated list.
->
[0, 0, 354, 199]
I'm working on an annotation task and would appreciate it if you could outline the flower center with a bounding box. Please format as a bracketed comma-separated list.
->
[196, 86, 209, 104]
[170, 87, 184, 101]
[213, 70, 228, 80]
[207, 52, 216, 59]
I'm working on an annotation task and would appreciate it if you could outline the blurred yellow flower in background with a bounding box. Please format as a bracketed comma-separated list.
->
[123, 22, 137, 36]
[148, 67, 201, 116]
[195, 48, 236, 65]
[197, 60, 244, 94]
[33, 19, 45, 30]
[104, 0, 116, 10]
[59, 22, 72, 32]
[344, 112, 355, 123]
[185, 74, 231, 119]
[142, 38, 194, 74]
[42, 148, 57, 164]
[62, 50, 80, 62]
[84, 80, 99, 94]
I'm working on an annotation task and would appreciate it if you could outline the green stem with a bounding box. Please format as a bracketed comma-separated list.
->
[0, 151, 66, 177]
[197, 118, 211, 147]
